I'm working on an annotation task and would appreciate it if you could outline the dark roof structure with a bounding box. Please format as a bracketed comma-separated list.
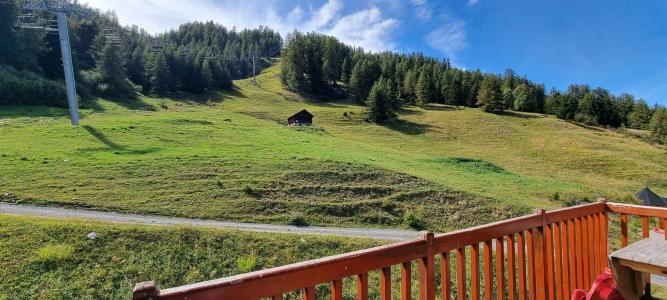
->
[287, 109, 313, 125]
[288, 109, 313, 120]
[634, 187, 667, 207]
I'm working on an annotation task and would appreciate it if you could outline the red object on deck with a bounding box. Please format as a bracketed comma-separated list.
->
[571, 268, 624, 300]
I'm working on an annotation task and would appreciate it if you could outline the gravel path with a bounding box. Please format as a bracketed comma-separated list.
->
[0, 203, 420, 241]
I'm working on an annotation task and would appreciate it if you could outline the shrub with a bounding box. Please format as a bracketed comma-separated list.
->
[77, 69, 103, 98]
[574, 113, 599, 126]
[403, 212, 427, 230]
[289, 215, 309, 227]
[380, 198, 397, 213]
[243, 185, 261, 197]
[37, 244, 75, 264]
[0, 65, 67, 106]
[236, 252, 257, 272]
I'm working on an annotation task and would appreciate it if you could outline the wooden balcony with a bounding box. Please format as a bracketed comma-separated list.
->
[133, 199, 667, 300]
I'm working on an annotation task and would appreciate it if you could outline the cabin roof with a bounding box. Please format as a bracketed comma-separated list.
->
[635, 187, 667, 207]
[288, 109, 313, 120]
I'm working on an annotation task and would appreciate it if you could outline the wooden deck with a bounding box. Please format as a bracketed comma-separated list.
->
[133, 200, 667, 300]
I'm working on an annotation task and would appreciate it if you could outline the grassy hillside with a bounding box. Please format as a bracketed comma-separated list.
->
[2, 214, 665, 299]
[1, 62, 666, 231]
[0, 214, 382, 299]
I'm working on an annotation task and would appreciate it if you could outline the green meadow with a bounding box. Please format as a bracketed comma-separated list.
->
[1, 62, 666, 231]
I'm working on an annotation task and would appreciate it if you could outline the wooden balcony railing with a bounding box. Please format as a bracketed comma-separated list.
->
[133, 199, 667, 300]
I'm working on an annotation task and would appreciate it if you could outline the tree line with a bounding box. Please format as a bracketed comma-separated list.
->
[0, 0, 281, 106]
[0, 1, 665, 143]
[280, 31, 667, 143]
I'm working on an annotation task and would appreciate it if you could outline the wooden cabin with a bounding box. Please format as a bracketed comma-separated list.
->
[287, 109, 313, 126]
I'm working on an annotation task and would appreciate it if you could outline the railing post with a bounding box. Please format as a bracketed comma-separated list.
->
[419, 231, 435, 300]
[533, 209, 547, 300]
[133, 281, 158, 300]
[620, 213, 628, 247]
[597, 198, 608, 269]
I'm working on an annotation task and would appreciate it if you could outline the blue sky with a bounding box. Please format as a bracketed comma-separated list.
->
[81, 0, 667, 105]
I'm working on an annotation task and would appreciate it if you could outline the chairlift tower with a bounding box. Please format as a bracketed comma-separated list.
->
[247, 46, 280, 85]
[18, 0, 89, 126]
[199, 45, 281, 86]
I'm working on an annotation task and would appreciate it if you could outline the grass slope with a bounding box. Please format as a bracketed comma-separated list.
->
[3, 215, 665, 299]
[1, 62, 666, 231]
[0, 214, 383, 299]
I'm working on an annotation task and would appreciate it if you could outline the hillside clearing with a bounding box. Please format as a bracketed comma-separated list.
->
[1, 63, 666, 231]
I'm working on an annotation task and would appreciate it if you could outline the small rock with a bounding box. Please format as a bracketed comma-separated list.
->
[3, 192, 10, 197]
[87, 232, 98, 240]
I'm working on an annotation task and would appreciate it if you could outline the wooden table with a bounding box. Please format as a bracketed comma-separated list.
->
[610, 236, 667, 299]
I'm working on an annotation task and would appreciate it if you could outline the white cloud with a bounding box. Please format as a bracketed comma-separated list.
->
[409, 0, 431, 21]
[287, 6, 305, 25]
[79, 0, 398, 52]
[304, 0, 343, 30]
[468, 0, 480, 6]
[426, 20, 467, 61]
[327, 7, 399, 51]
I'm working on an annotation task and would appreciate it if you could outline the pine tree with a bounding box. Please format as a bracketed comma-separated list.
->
[98, 43, 133, 96]
[616, 93, 635, 127]
[476, 75, 503, 112]
[340, 57, 351, 84]
[415, 67, 434, 107]
[512, 84, 531, 111]
[531, 84, 546, 113]
[544, 88, 561, 115]
[463, 70, 484, 107]
[201, 58, 213, 91]
[628, 99, 652, 129]
[402, 69, 416, 103]
[650, 107, 667, 141]
[189, 58, 205, 94]
[0, 1, 17, 66]
[441, 70, 462, 106]
[322, 38, 340, 84]
[280, 32, 306, 91]
[211, 60, 232, 89]
[127, 46, 147, 91]
[149, 52, 170, 95]
[501, 68, 516, 109]
[349, 59, 380, 103]
[366, 78, 396, 123]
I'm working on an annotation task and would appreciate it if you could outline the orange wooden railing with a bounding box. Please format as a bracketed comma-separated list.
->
[133, 199, 667, 300]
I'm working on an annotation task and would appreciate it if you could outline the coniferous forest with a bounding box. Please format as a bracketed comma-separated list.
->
[0, 1, 665, 142]
[0, 1, 281, 105]
[280, 32, 667, 142]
